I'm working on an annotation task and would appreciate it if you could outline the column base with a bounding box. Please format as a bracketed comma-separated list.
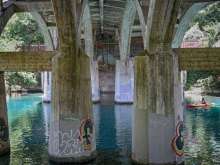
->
[42, 96, 51, 103]
[115, 100, 133, 104]
[0, 141, 10, 156]
[92, 99, 100, 104]
[132, 159, 180, 165]
[49, 151, 97, 164]
[43, 100, 51, 103]
[92, 95, 100, 103]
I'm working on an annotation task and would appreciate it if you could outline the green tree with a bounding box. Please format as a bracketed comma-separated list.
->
[0, 13, 44, 50]
[192, 2, 220, 47]
[0, 13, 44, 91]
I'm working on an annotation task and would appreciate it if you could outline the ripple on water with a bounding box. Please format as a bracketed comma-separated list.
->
[0, 94, 220, 165]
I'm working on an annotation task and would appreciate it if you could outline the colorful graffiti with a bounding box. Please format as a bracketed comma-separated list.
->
[55, 118, 94, 156]
[79, 118, 93, 151]
[171, 121, 184, 157]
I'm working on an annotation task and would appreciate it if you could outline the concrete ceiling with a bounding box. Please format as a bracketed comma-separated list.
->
[4, 0, 220, 37]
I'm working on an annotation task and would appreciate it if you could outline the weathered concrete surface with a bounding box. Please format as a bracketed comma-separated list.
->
[115, 59, 134, 103]
[132, 50, 184, 164]
[91, 61, 100, 102]
[14, 1, 53, 12]
[120, 0, 136, 60]
[0, 72, 10, 156]
[49, 0, 95, 163]
[80, 1, 100, 102]
[132, 56, 150, 164]
[175, 48, 220, 70]
[0, 2, 14, 34]
[42, 72, 51, 103]
[49, 52, 96, 163]
[0, 51, 54, 72]
[146, 0, 182, 52]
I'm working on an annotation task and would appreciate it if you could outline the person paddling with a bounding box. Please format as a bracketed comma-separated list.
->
[201, 97, 207, 105]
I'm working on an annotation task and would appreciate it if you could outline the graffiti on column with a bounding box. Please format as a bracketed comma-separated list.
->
[58, 118, 94, 155]
[59, 129, 82, 155]
[79, 118, 93, 151]
[0, 117, 9, 148]
[171, 121, 184, 157]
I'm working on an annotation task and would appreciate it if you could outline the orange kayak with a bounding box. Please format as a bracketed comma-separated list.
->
[186, 103, 210, 109]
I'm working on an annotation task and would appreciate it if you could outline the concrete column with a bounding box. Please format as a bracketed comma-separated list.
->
[49, 52, 96, 163]
[42, 72, 51, 103]
[0, 72, 10, 155]
[42, 28, 58, 103]
[132, 50, 184, 164]
[115, 59, 134, 103]
[90, 60, 100, 102]
[49, 0, 96, 163]
[83, 1, 100, 102]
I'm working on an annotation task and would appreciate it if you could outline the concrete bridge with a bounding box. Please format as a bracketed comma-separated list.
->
[0, 0, 219, 164]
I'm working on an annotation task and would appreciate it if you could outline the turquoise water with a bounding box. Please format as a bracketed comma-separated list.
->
[184, 96, 220, 165]
[0, 94, 220, 165]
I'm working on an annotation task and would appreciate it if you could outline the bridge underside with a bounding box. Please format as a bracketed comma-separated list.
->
[0, 0, 219, 164]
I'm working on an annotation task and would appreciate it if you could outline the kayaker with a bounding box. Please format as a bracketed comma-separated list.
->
[201, 97, 206, 104]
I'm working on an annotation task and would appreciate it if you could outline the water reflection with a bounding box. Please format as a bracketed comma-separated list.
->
[94, 104, 118, 150]
[0, 94, 220, 165]
[184, 96, 220, 165]
[91, 104, 132, 165]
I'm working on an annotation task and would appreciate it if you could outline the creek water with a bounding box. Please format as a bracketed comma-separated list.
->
[0, 94, 219, 165]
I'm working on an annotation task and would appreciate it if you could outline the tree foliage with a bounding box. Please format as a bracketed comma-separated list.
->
[186, 3, 220, 90]
[192, 2, 220, 47]
[0, 13, 44, 51]
[5, 72, 38, 89]
[0, 13, 44, 90]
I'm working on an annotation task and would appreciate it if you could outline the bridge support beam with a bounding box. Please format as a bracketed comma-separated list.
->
[42, 72, 51, 103]
[49, 0, 96, 163]
[0, 72, 10, 156]
[82, 0, 100, 103]
[132, 51, 184, 164]
[91, 60, 100, 102]
[49, 52, 96, 163]
[115, 59, 134, 103]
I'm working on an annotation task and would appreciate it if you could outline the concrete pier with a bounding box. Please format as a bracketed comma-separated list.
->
[132, 51, 184, 164]
[0, 72, 10, 156]
[49, 0, 96, 163]
[42, 72, 51, 103]
[115, 59, 134, 103]
[49, 51, 96, 163]
[91, 60, 100, 102]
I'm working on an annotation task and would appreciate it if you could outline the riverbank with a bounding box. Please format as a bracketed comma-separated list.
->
[185, 86, 220, 103]
[185, 87, 203, 103]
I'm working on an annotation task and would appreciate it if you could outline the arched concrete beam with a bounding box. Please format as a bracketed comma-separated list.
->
[31, 12, 54, 51]
[172, 3, 208, 48]
[0, 3, 15, 35]
[82, 1, 94, 58]
[77, 0, 87, 48]
[77, 0, 94, 58]
[132, 0, 147, 49]
[145, 0, 182, 52]
[120, 0, 137, 60]
[30, 12, 55, 104]
[120, 0, 147, 60]
[0, 3, 54, 51]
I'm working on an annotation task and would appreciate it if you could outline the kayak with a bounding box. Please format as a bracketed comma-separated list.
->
[186, 103, 211, 109]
